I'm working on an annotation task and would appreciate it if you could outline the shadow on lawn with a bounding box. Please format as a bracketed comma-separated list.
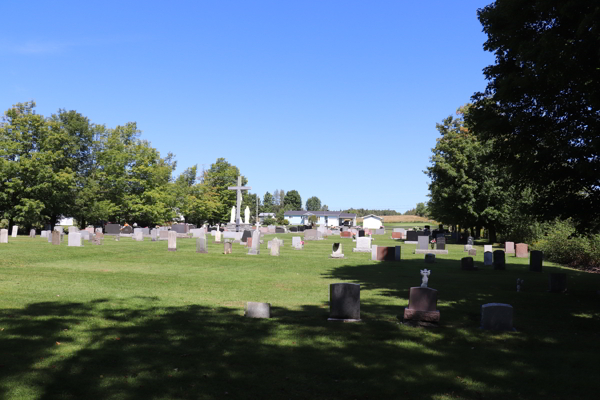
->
[1, 257, 600, 399]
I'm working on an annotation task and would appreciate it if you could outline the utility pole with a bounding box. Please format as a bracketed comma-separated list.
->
[256, 196, 259, 227]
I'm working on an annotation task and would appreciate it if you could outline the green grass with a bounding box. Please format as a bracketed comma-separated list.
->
[1, 234, 599, 399]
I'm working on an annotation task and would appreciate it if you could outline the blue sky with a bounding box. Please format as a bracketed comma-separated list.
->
[1, 0, 494, 213]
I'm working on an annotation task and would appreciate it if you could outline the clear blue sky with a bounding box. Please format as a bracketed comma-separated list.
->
[1, 0, 494, 213]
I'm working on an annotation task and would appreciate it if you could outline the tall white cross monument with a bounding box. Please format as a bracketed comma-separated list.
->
[228, 175, 251, 232]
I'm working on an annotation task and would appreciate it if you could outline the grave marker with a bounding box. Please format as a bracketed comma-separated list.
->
[328, 283, 360, 321]
[167, 231, 177, 251]
[481, 303, 514, 331]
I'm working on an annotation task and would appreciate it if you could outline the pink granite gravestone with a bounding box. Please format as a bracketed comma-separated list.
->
[515, 243, 528, 258]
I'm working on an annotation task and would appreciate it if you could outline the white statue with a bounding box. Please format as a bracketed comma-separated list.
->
[420, 269, 431, 288]
[244, 206, 250, 225]
[230, 206, 235, 224]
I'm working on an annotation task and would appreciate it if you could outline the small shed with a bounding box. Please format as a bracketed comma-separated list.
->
[362, 214, 383, 229]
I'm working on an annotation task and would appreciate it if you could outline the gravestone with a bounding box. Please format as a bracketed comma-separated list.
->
[275, 227, 285, 234]
[481, 303, 514, 331]
[353, 237, 372, 253]
[0, 229, 8, 243]
[393, 228, 406, 233]
[530, 250, 543, 272]
[436, 236, 446, 250]
[167, 231, 177, 251]
[52, 230, 61, 245]
[29, 229, 36, 238]
[417, 236, 429, 250]
[425, 254, 435, 264]
[69, 226, 78, 233]
[267, 225, 276, 233]
[171, 223, 187, 234]
[515, 243, 528, 258]
[92, 233, 104, 245]
[270, 239, 280, 256]
[467, 236, 474, 245]
[214, 230, 222, 243]
[11, 226, 18, 237]
[468, 249, 477, 257]
[223, 242, 232, 254]
[391, 232, 404, 239]
[241, 230, 252, 243]
[267, 238, 283, 249]
[358, 230, 365, 237]
[95, 227, 103, 234]
[340, 231, 352, 238]
[40, 231, 48, 238]
[292, 236, 303, 250]
[406, 231, 418, 242]
[330, 243, 344, 258]
[484, 245, 492, 253]
[196, 237, 207, 253]
[289, 227, 298, 232]
[505, 241, 515, 254]
[548, 273, 567, 293]
[151, 229, 158, 241]
[493, 250, 505, 270]
[48, 231, 53, 243]
[133, 231, 143, 241]
[371, 245, 401, 261]
[54, 226, 64, 233]
[461, 257, 475, 271]
[141, 227, 150, 235]
[328, 283, 360, 321]
[248, 230, 260, 255]
[375, 228, 385, 235]
[121, 226, 133, 234]
[403, 287, 440, 325]
[245, 302, 271, 318]
[159, 230, 169, 241]
[484, 252, 493, 266]
[464, 244, 473, 251]
[105, 224, 120, 235]
[68, 232, 82, 247]
[304, 229, 319, 241]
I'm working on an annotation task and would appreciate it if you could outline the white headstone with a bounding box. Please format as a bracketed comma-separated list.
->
[11, 226, 18, 238]
[68, 232, 82, 247]
[353, 237, 372, 253]
[484, 245, 493, 253]
[0, 229, 8, 243]
[292, 236, 303, 250]
[270, 239, 280, 256]
[215, 230, 222, 243]
[168, 231, 177, 251]
[248, 230, 260, 255]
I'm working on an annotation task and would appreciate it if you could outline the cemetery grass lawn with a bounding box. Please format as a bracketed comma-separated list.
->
[1, 236, 599, 400]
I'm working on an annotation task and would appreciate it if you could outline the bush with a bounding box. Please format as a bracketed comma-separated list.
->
[0, 219, 8, 229]
[280, 219, 289, 226]
[532, 219, 600, 270]
[263, 217, 277, 226]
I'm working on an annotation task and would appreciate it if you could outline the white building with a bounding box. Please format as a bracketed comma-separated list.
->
[362, 214, 383, 229]
[283, 211, 357, 227]
[258, 213, 276, 223]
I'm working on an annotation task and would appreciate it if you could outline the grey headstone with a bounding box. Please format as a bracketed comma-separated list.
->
[353, 237, 371, 253]
[480, 303, 514, 331]
[270, 239, 280, 256]
[417, 236, 429, 250]
[105, 224, 121, 235]
[29, 228, 36, 238]
[248, 230, 260, 255]
[196, 237, 207, 253]
[329, 283, 360, 321]
[292, 236, 303, 250]
[484, 244, 492, 253]
[436, 236, 446, 250]
[245, 302, 271, 318]
[167, 231, 177, 251]
[505, 241, 515, 254]
[68, 232, 82, 247]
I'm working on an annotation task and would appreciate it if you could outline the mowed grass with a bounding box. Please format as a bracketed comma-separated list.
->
[1, 233, 599, 400]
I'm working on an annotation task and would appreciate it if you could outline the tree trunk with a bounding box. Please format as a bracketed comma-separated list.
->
[476, 225, 481, 239]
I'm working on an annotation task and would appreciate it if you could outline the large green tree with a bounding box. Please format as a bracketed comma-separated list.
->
[469, 0, 600, 232]
[203, 158, 247, 224]
[305, 196, 321, 211]
[283, 190, 302, 210]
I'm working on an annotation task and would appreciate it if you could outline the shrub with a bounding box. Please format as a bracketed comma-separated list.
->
[0, 219, 8, 229]
[263, 217, 277, 226]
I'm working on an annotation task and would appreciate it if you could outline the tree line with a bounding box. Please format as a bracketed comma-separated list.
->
[0, 102, 332, 230]
[426, 0, 599, 253]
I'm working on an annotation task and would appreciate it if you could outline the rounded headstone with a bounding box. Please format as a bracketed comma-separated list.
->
[481, 303, 514, 331]
[493, 250, 505, 270]
[425, 253, 435, 263]
[461, 257, 475, 271]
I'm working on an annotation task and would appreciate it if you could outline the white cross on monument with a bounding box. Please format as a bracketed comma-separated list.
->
[228, 175, 251, 232]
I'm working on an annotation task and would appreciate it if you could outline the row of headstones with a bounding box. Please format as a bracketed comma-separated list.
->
[0, 226, 21, 242]
[246, 282, 515, 331]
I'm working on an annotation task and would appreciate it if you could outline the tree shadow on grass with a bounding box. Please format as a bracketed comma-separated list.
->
[1, 289, 599, 400]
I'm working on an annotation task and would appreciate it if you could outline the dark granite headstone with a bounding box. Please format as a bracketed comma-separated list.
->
[298, 226, 305, 232]
[416, 230, 426, 237]
[358, 230, 365, 237]
[121, 226, 133, 234]
[171, 224, 187, 234]
[436, 236, 446, 250]
[548, 273, 567, 293]
[329, 283, 360, 321]
[241, 230, 252, 243]
[376, 246, 400, 261]
[105, 224, 121, 235]
[530, 250, 543, 272]
[493, 250, 505, 270]
[461, 257, 475, 271]
[289, 227, 298, 232]
[424, 225, 430, 230]
[275, 227, 285, 234]
[406, 231, 418, 241]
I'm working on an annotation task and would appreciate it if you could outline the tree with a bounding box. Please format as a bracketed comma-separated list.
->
[203, 158, 246, 224]
[427, 105, 515, 242]
[263, 192, 274, 212]
[273, 189, 280, 206]
[321, 204, 329, 211]
[283, 190, 302, 210]
[308, 215, 318, 227]
[415, 202, 428, 217]
[469, 0, 600, 232]
[305, 196, 321, 211]
[0, 101, 77, 230]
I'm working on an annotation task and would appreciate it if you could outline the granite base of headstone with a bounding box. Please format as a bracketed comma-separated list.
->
[403, 287, 440, 326]
[548, 273, 567, 293]
[480, 303, 515, 331]
[530, 250, 543, 272]
[245, 302, 271, 318]
[328, 283, 360, 322]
